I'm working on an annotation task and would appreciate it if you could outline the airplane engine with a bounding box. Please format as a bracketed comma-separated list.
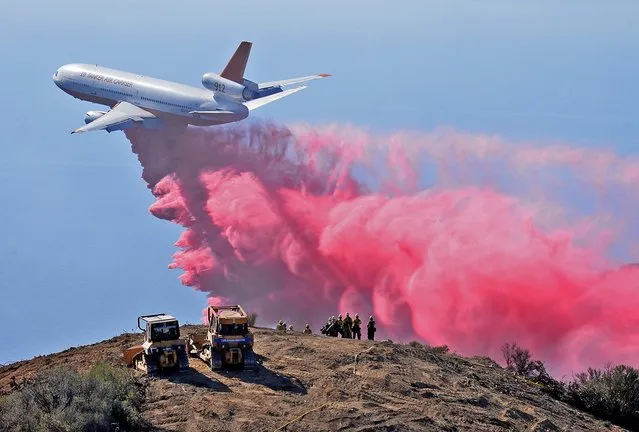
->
[84, 110, 107, 124]
[201, 73, 258, 101]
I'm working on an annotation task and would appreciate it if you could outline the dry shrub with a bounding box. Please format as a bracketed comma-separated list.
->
[500, 342, 639, 431]
[0, 363, 145, 432]
[567, 364, 639, 431]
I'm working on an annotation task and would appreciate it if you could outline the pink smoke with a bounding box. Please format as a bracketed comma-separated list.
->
[125, 121, 639, 376]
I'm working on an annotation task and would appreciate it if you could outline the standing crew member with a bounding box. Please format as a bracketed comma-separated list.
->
[321, 317, 331, 335]
[303, 324, 312, 334]
[352, 314, 362, 340]
[343, 312, 353, 338]
[336, 314, 344, 338]
[276, 320, 286, 331]
[327, 316, 339, 337]
[367, 316, 376, 341]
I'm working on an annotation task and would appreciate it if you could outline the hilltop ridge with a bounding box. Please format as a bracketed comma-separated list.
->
[0, 326, 628, 432]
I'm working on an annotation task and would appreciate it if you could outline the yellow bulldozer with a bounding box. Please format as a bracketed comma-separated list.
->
[123, 313, 189, 374]
[187, 305, 257, 370]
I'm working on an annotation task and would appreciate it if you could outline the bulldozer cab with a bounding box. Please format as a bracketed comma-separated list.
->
[207, 305, 250, 337]
[216, 321, 248, 336]
[138, 314, 180, 343]
[188, 305, 256, 370]
[124, 313, 189, 374]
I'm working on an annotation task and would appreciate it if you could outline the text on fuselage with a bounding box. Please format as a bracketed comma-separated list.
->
[80, 71, 134, 88]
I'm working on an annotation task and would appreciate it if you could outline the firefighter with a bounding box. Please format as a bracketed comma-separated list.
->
[343, 312, 353, 338]
[276, 320, 286, 331]
[303, 324, 312, 334]
[288, 324, 294, 332]
[352, 314, 362, 340]
[329, 316, 339, 337]
[322, 316, 333, 336]
[336, 314, 344, 338]
[367, 316, 376, 341]
[320, 317, 330, 335]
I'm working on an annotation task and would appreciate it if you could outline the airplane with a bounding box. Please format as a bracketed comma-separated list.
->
[52, 41, 330, 134]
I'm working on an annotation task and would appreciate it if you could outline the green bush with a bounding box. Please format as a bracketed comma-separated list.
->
[500, 342, 639, 431]
[567, 364, 639, 430]
[0, 363, 145, 432]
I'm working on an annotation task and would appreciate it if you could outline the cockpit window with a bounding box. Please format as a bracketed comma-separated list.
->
[217, 323, 248, 336]
[150, 321, 180, 341]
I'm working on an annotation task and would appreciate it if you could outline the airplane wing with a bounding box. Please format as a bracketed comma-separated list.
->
[71, 101, 157, 134]
[244, 86, 307, 111]
[258, 74, 331, 90]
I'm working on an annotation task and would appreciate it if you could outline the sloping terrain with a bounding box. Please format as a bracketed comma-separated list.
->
[0, 326, 627, 432]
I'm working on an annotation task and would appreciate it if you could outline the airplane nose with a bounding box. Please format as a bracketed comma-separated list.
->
[53, 67, 65, 88]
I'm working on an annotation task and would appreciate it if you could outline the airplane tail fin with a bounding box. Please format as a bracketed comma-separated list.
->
[220, 41, 252, 84]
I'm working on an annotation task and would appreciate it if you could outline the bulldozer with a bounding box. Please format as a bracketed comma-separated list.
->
[187, 305, 256, 370]
[123, 314, 189, 374]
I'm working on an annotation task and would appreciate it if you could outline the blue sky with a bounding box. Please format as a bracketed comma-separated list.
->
[0, 0, 638, 364]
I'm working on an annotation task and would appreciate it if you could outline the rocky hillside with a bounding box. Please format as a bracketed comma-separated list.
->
[0, 326, 628, 432]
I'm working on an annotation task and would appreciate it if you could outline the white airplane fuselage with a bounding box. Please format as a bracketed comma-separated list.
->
[52, 41, 330, 134]
[53, 63, 248, 127]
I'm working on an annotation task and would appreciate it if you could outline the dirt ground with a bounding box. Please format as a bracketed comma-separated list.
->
[0, 326, 627, 432]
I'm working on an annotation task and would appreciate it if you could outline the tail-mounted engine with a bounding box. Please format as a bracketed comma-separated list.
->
[201, 73, 258, 101]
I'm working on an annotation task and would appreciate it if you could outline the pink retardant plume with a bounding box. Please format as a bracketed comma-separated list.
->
[124, 121, 639, 376]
